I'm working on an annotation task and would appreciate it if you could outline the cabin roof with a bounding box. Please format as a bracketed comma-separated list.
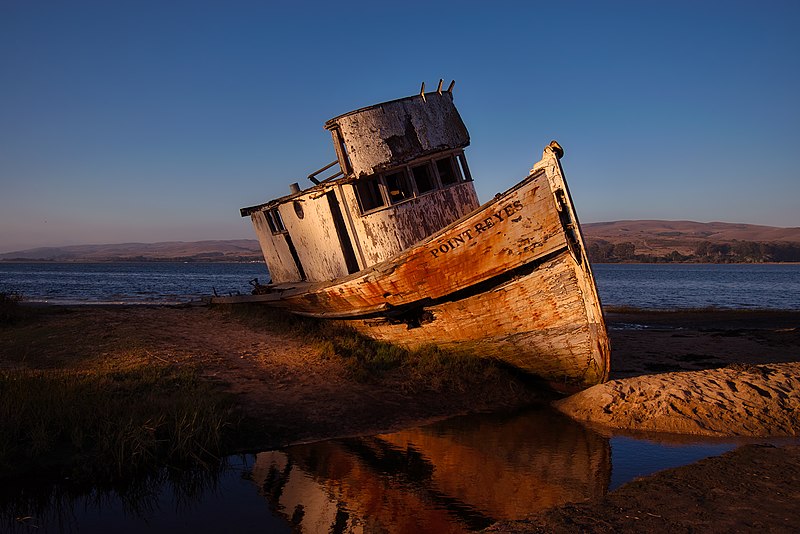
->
[240, 179, 340, 217]
[324, 90, 450, 130]
[242, 86, 468, 217]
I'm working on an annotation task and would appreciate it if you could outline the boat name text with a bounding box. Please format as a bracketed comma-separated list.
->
[429, 200, 524, 258]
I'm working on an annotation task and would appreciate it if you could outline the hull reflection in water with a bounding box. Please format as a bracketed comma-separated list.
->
[249, 407, 610, 533]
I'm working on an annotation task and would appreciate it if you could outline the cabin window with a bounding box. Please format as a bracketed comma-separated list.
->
[265, 210, 278, 233]
[352, 152, 473, 215]
[435, 157, 458, 186]
[293, 200, 304, 219]
[354, 176, 385, 212]
[411, 163, 436, 194]
[269, 208, 286, 234]
[385, 169, 412, 204]
[457, 153, 473, 182]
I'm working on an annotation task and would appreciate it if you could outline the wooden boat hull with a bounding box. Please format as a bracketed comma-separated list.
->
[350, 252, 607, 391]
[217, 144, 610, 391]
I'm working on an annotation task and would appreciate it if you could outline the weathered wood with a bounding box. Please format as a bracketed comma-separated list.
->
[243, 91, 481, 284]
[256, 150, 571, 314]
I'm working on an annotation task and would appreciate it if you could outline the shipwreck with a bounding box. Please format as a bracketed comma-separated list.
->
[217, 83, 610, 391]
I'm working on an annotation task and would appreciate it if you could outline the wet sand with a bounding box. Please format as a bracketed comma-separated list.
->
[605, 308, 799, 379]
[3, 305, 799, 531]
[555, 362, 799, 437]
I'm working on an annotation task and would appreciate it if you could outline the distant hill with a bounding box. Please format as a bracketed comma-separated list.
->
[582, 220, 800, 263]
[0, 240, 263, 262]
[2, 221, 799, 263]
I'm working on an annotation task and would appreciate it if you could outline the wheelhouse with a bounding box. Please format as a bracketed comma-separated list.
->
[241, 84, 480, 284]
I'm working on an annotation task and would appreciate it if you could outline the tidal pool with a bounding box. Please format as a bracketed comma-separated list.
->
[3, 406, 742, 533]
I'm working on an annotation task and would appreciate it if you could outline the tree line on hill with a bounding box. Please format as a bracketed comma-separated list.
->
[587, 240, 800, 263]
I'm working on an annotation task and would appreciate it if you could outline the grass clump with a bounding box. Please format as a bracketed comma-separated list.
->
[214, 302, 340, 339]
[402, 344, 502, 393]
[322, 333, 407, 382]
[0, 364, 237, 481]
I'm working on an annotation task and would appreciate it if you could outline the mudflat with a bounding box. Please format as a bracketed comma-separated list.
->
[488, 443, 800, 533]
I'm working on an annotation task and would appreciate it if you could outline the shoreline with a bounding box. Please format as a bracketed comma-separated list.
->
[488, 443, 800, 533]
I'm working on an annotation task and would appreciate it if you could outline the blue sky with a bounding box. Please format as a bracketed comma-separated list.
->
[1, 0, 798, 252]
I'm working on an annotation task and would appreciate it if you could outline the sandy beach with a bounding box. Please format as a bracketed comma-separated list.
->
[2, 304, 798, 531]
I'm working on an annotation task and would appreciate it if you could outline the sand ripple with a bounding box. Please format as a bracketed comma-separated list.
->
[555, 362, 800, 437]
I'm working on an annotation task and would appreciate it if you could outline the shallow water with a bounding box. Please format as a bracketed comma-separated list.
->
[2, 406, 749, 533]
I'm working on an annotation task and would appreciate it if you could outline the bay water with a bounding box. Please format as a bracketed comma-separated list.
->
[0, 262, 268, 305]
[1, 262, 798, 309]
[594, 263, 800, 310]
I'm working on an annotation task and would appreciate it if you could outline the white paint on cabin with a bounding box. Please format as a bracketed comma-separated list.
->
[252, 211, 301, 282]
[249, 177, 479, 284]
[278, 195, 351, 282]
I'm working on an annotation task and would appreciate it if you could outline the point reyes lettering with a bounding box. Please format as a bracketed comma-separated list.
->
[429, 200, 523, 258]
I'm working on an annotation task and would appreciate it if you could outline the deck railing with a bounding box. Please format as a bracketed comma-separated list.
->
[308, 160, 344, 185]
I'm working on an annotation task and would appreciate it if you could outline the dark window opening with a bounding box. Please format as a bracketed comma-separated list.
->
[436, 157, 458, 186]
[412, 163, 436, 194]
[293, 200, 304, 219]
[326, 191, 360, 274]
[283, 233, 307, 281]
[265, 210, 278, 233]
[355, 176, 385, 212]
[271, 209, 286, 232]
[385, 169, 412, 204]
